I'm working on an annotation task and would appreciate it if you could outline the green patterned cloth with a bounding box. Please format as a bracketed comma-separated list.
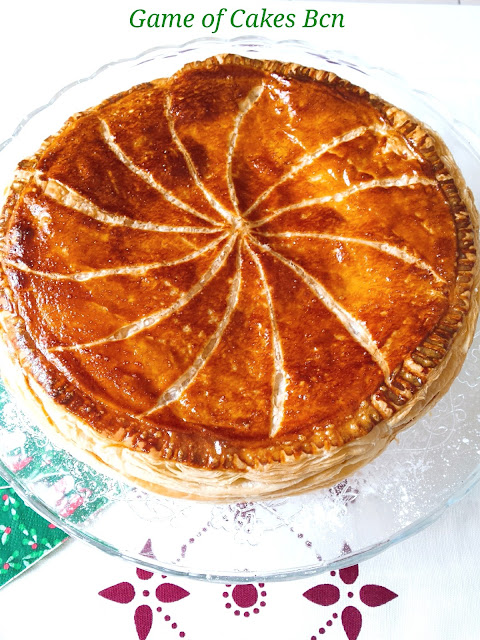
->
[0, 377, 125, 589]
[0, 476, 68, 589]
[0, 376, 124, 589]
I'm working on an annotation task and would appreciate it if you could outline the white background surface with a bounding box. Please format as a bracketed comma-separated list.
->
[0, 2, 480, 639]
[0, 0, 480, 144]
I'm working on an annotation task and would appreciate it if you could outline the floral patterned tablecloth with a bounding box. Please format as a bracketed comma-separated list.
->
[0, 479, 67, 588]
[96, 543, 397, 640]
[1, 475, 480, 639]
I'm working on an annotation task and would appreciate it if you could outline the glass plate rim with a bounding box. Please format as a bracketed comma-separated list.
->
[2, 34, 480, 156]
[1, 34, 479, 583]
[1, 454, 480, 583]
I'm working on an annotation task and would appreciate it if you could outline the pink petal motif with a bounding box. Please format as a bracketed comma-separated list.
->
[140, 539, 156, 559]
[156, 583, 190, 603]
[136, 568, 154, 580]
[360, 585, 398, 607]
[342, 542, 352, 554]
[303, 584, 340, 606]
[339, 565, 359, 585]
[11, 456, 33, 471]
[341, 606, 362, 640]
[58, 494, 84, 518]
[99, 582, 135, 604]
[134, 605, 153, 640]
[136, 540, 156, 579]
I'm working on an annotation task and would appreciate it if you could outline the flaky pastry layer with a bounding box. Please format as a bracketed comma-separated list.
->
[0, 54, 478, 500]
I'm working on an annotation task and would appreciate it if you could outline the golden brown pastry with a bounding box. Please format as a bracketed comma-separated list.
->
[0, 54, 478, 500]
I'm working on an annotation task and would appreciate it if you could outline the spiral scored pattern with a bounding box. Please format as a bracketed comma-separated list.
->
[0, 55, 474, 475]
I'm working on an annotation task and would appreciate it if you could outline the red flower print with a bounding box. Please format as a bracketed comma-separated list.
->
[58, 494, 84, 517]
[232, 584, 258, 607]
[342, 606, 362, 640]
[99, 582, 135, 604]
[49, 478, 91, 518]
[156, 584, 190, 603]
[223, 583, 268, 617]
[360, 585, 397, 607]
[99, 540, 190, 640]
[140, 539, 155, 559]
[304, 584, 340, 606]
[9, 455, 33, 472]
[339, 565, 358, 585]
[136, 568, 154, 580]
[136, 540, 155, 580]
[302, 564, 397, 640]
[0, 524, 12, 545]
[134, 605, 153, 640]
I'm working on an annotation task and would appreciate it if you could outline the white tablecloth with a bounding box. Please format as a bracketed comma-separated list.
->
[1, 482, 480, 639]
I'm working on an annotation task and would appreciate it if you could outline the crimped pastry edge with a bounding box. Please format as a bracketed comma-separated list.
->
[0, 54, 478, 500]
[0, 274, 477, 503]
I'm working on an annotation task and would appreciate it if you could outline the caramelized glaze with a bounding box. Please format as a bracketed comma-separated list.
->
[0, 55, 476, 482]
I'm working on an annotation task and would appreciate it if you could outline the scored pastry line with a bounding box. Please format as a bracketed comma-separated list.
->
[99, 119, 224, 229]
[164, 96, 237, 226]
[268, 77, 307, 151]
[49, 233, 238, 352]
[242, 125, 369, 217]
[255, 231, 445, 284]
[5, 233, 229, 282]
[249, 175, 437, 228]
[36, 174, 220, 235]
[142, 241, 243, 416]
[250, 237, 391, 381]
[245, 242, 287, 438]
[226, 84, 265, 216]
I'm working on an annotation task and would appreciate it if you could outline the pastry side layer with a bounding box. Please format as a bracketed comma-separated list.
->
[0, 54, 478, 499]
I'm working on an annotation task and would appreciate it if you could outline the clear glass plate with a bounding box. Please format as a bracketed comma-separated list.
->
[0, 36, 479, 582]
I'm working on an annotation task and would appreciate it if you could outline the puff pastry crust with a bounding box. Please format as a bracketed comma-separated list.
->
[0, 54, 478, 500]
